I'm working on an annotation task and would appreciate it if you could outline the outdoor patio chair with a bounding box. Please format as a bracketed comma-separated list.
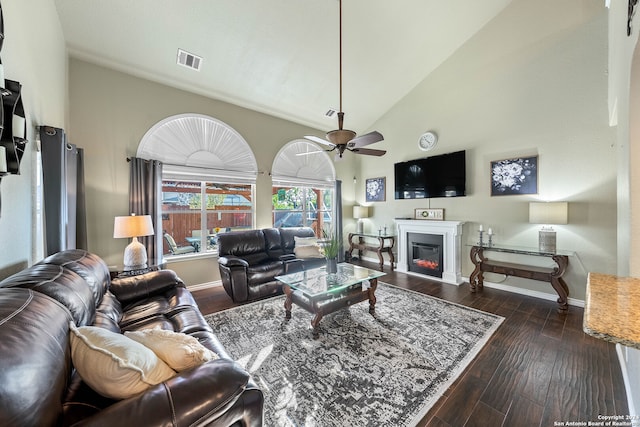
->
[164, 233, 197, 255]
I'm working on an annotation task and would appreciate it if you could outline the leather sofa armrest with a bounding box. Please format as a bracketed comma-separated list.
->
[218, 256, 249, 268]
[279, 254, 296, 262]
[282, 256, 303, 274]
[72, 359, 263, 427]
[110, 270, 184, 304]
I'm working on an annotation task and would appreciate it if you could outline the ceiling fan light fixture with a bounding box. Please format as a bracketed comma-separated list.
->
[301, 0, 385, 159]
[327, 129, 356, 145]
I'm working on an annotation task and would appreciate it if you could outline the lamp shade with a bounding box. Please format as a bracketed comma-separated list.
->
[529, 202, 568, 225]
[113, 214, 154, 238]
[353, 206, 370, 219]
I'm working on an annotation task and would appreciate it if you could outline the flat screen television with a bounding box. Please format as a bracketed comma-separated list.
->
[394, 150, 466, 199]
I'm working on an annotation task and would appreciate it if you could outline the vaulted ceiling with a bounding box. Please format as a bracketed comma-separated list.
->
[54, 0, 513, 133]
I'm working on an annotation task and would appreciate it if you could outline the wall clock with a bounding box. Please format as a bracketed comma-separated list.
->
[418, 131, 438, 151]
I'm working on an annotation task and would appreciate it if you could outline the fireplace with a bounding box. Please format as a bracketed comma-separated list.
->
[408, 233, 443, 277]
[395, 220, 465, 285]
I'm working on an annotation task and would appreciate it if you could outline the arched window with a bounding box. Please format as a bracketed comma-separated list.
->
[271, 140, 336, 237]
[138, 114, 257, 257]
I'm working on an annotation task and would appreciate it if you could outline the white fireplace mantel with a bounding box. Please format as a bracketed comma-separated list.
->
[395, 219, 465, 285]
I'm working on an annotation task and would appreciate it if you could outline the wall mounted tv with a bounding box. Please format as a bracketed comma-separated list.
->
[394, 150, 466, 199]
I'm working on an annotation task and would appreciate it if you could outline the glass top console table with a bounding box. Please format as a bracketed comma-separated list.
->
[469, 244, 570, 313]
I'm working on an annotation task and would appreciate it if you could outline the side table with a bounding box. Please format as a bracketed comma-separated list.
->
[469, 244, 570, 313]
[347, 232, 395, 271]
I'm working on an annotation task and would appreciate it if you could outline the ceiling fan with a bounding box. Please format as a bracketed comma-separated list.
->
[302, 0, 386, 159]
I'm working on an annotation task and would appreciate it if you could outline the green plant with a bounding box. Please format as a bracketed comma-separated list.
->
[321, 228, 340, 259]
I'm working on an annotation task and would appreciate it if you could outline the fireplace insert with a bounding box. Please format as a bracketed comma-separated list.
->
[408, 232, 444, 278]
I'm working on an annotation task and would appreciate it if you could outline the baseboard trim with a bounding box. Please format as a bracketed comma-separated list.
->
[616, 344, 638, 417]
[462, 276, 585, 308]
[187, 280, 222, 292]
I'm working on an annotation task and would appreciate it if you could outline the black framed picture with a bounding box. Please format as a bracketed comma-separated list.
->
[366, 177, 386, 202]
[490, 155, 538, 196]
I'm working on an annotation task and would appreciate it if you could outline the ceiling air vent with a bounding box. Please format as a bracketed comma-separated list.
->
[325, 108, 337, 118]
[177, 49, 202, 71]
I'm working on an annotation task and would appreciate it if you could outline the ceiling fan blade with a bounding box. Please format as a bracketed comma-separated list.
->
[295, 150, 324, 156]
[346, 131, 384, 149]
[304, 135, 334, 147]
[350, 147, 387, 156]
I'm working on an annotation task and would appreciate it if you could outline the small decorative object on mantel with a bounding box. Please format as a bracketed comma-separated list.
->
[490, 155, 538, 196]
[365, 177, 386, 202]
[415, 208, 444, 220]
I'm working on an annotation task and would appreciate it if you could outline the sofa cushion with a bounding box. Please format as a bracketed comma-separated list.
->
[247, 260, 284, 285]
[280, 227, 316, 253]
[125, 329, 219, 372]
[0, 264, 97, 326]
[0, 288, 74, 427]
[38, 249, 111, 308]
[69, 323, 176, 399]
[218, 229, 266, 257]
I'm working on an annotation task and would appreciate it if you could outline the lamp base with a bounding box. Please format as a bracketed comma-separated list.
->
[538, 228, 556, 253]
[123, 237, 148, 271]
[356, 219, 364, 234]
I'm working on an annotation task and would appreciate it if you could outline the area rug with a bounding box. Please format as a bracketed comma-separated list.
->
[205, 283, 504, 427]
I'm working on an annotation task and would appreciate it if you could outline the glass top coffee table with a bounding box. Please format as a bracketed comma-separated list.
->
[275, 263, 385, 339]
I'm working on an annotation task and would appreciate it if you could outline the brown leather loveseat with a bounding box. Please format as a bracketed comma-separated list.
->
[0, 249, 263, 426]
[217, 227, 326, 302]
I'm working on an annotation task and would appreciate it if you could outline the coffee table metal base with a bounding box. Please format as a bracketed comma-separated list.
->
[283, 278, 378, 339]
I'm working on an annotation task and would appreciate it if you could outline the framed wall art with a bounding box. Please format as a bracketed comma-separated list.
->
[365, 177, 386, 202]
[490, 155, 538, 196]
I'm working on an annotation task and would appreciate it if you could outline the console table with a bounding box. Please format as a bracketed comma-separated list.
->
[469, 244, 570, 313]
[347, 233, 395, 271]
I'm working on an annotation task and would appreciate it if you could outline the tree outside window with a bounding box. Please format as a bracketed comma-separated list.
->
[272, 186, 333, 237]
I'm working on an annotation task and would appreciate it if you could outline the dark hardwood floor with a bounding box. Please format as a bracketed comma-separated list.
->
[192, 260, 629, 427]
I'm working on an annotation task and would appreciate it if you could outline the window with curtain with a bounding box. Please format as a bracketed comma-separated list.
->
[161, 180, 253, 255]
[137, 114, 258, 259]
[271, 140, 337, 238]
[272, 186, 334, 237]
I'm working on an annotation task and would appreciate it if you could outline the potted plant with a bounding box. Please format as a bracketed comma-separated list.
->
[321, 228, 340, 274]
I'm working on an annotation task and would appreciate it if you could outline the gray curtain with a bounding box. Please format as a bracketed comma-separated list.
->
[336, 180, 344, 262]
[129, 157, 163, 266]
[40, 126, 87, 255]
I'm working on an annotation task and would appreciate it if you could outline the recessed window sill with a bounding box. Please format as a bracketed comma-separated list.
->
[162, 251, 219, 264]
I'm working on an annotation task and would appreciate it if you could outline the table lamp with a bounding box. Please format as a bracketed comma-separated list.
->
[529, 202, 568, 252]
[353, 206, 369, 234]
[113, 214, 154, 271]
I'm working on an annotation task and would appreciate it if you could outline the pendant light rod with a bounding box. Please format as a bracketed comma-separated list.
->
[339, 0, 343, 114]
[337, 0, 344, 130]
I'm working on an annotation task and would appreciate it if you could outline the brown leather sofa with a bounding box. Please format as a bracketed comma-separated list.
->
[217, 227, 326, 302]
[0, 249, 263, 427]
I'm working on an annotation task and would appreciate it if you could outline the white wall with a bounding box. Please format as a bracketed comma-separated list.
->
[0, 0, 67, 277]
[67, 58, 328, 279]
[616, 0, 640, 415]
[349, 0, 614, 303]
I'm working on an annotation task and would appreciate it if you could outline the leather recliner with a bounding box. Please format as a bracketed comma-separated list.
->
[0, 249, 263, 427]
[217, 227, 326, 302]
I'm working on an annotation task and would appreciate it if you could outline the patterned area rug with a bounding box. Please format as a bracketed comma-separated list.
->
[206, 283, 503, 427]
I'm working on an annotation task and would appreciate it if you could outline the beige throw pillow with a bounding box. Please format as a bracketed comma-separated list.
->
[69, 323, 176, 399]
[125, 329, 219, 372]
[293, 236, 323, 258]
